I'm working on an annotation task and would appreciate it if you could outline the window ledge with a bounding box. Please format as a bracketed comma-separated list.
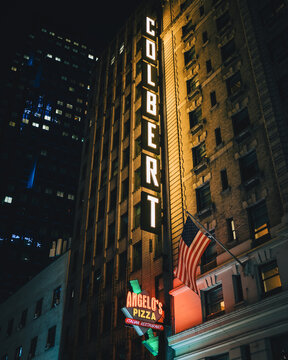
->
[206, 310, 225, 321]
[220, 186, 231, 195]
[193, 161, 208, 175]
[197, 207, 212, 219]
[210, 102, 219, 112]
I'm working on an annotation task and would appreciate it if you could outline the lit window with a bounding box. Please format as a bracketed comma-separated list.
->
[82, 44, 87, 49]
[88, 54, 94, 59]
[79, 83, 84, 87]
[11, 66, 17, 71]
[66, 103, 73, 109]
[65, 113, 72, 118]
[66, 38, 71, 43]
[49, 32, 55, 36]
[47, 54, 52, 58]
[57, 100, 63, 106]
[227, 218, 237, 241]
[55, 109, 62, 115]
[111, 56, 115, 65]
[42, 125, 49, 131]
[32, 122, 39, 127]
[74, 42, 79, 46]
[55, 57, 61, 62]
[9, 121, 16, 127]
[57, 191, 64, 197]
[69, 87, 75, 92]
[44, 115, 51, 121]
[68, 194, 75, 200]
[24, 55, 29, 59]
[34, 112, 41, 118]
[15, 346, 23, 360]
[119, 43, 124, 54]
[74, 116, 81, 121]
[260, 260, 282, 295]
[203, 285, 225, 320]
[87, 85, 90, 90]
[62, 132, 68, 136]
[4, 196, 13, 203]
[77, 98, 83, 103]
[22, 119, 29, 124]
[248, 201, 270, 240]
[72, 135, 78, 140]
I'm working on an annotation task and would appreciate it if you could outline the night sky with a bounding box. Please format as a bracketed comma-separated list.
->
[0, 0, 144, 72]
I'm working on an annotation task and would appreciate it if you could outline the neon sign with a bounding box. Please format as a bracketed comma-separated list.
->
[140, 15, 161, 234]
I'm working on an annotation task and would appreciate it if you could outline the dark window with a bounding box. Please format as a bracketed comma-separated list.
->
[113, 130, 119, 150]
[125, 71, 131, 87]
[232, 274, 244, 303]
[199, 5, 204, 16]
[136, 39, 142, 53]
[226, 71, 242, 96]
[121, 178, 129, 201]
[81, 276, 89, 302]
[15, 346, 23, 360]
[98, 198, 105, 220]
[114, 106, 121, 123]
[206, 354, 229, 360]
[107, 222, 115, 247]
[134, 203, 141, 228]
[87, 206, 95, 229]
[135, 137, 141, 157]
[203, 285, 225, 320]
[202, 31, 208, 44]
[134, 167, 141, 191]
[184, 46, 196, 65]
[206, 59, 212, 73]
[136, 60, 142, 76]
[220, 169, 229, 191]
[123, 119, 130, 139]
[215, 127, 222, 146]
[239, 150, 259, 184]
[154, 235, 162, 258]
[93, 269, 101, 295]
[46, 326, 56, 349]
[103, 300, 112, 333]
[104, 118, 110, 134]
[111, 158, 118, 179]
[136, 83, 142, 100]
[227, 218, 237, 241]
[196, 183, 211, 213]
[216, 11, 230, 32]
[96, 231, 104, 255]
[119, 251, 127, 280]
[259, 260, 282, 296]
[90, 311, 98, 338]
[240, 345, 251, 360]
[7, 318, 14, 336]
[1, 354, 8, 360]
[186, 75, 199, 95]
[100, 168, 107, 187]
[34, 298, 43, 319]
[122, 146, 130, 168]
[135, 108, 141, 128]
[125, 94, 131, 112]
[232, 108, 250, 136]
[210, 91, 217, 107]
[248, 201, 270, 241]
[109, 188, 117, 211]
[182, 20, 195, 38]
[270, 332, 288, 360]
[192, 142, 206, 167]
[106, 259, 114, 286]
[29, 337, 38, 358]
[52, 286, 61, 307]
[78, 317, 86, 345]
[133, 241, 142, 271]
[120, 212, 128, 238]
[268, 28, 288, 64]
[221, 39, 236, 62]
[19, 309, 27, 328]
[201, 241, 217, 273]
[189, 108, 202, 129]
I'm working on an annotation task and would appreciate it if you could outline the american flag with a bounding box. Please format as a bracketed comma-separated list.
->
[174, 216, 211, 293]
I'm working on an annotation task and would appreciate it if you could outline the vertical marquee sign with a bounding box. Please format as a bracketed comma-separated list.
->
[141, 15, 161, 234]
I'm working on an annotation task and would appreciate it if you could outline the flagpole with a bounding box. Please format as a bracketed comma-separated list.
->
[184, 209, 244, 267]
